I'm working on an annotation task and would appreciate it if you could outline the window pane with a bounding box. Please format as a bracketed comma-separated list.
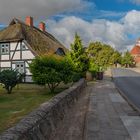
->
[1, 44, 9, 54]
[22, 45, 26, 50]
[2, 48, 5, 52]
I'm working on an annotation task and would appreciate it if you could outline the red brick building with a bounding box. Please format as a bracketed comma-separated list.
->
[130, 39, 140, 64]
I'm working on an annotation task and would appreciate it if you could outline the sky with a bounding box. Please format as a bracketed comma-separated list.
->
[1, 0, 140, 51]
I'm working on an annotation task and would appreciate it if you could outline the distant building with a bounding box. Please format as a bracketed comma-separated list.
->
[0, 16, 67, 82]
[130, 39, 140, 65]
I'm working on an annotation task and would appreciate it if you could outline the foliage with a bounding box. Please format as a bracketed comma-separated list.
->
[88, 60, 99, 77]
[0, 70, 24, 94]
[59, 58, 74, 84]
[68, 33, 88, 77]
[87, 42, 122, 74]
[110, 50, 122, 65]
[30, 56, 74, 93]
[88, 42, 117, 68]
[71, 72, 81, 82]
[121, 51, 134, 67]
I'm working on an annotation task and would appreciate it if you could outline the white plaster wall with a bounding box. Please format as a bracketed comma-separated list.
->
[1, 55, 9, 60]
[25, 68, 31, 75]
[10, 52, 14, 59]
[22, 51, 35, 59]
[22, 42, 28, 49]
[25, 76, 33, 82]
[16, 43, 21, 50]
[1, 62, 11, 67]
[25, 62, 29, 67]
[12, 63, 16, 69]
[28, 61, 32, 63]
[10, 42, 18, 51]
[13, 51, 20, 60]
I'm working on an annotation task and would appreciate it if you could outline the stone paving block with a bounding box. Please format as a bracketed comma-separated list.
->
[120, 116, 140, 140]
[84, 78, 132, 140]
[99, 133, 131, 140]
[109, 93, 125, 103]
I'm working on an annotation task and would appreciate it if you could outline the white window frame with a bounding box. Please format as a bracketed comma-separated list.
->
[1, 43, 9, 54]
[15, 62, 25, 74]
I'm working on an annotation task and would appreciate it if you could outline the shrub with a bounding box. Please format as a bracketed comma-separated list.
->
[0, 70, 24, 94]
[72, 72, 81, 82]
[30, 56, 74, 93]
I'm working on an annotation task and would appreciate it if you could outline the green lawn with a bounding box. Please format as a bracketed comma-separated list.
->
[0, 83, 69, 133]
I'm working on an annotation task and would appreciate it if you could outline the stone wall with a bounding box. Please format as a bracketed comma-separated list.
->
[0, 79, 86, 140]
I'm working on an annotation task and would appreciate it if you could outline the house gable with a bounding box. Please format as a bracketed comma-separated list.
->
[0, 40, 36, 82]
[0, 16, 68, 82]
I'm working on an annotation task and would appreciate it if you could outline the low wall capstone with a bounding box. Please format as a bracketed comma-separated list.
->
[0, 79, 86, 140]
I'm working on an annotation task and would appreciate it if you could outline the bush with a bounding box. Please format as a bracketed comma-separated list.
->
[72, 72, 81, 82]
[0, 70, 24, 94]
[30, 56, 74, 93]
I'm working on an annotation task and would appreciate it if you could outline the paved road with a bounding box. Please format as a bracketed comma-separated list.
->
[112, 68, 140, 109]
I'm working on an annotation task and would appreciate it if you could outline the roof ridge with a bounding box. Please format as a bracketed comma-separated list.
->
[9, 18, 25, 26]
[0, 17, 67, 55]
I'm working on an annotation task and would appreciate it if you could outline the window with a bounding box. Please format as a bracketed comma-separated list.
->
[21, 44, 26, 50]
[15, 63, 24, 73]
[55, 48, 65, 56]
[0, 43, 9, 54]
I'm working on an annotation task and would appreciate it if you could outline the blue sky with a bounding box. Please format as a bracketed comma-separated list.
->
[50, 0, 140, 21]
[1, 0, 140, 51]
[45, 0, 140, 51]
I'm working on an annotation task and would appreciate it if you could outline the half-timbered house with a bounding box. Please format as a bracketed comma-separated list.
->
[0, 16, 67, 82]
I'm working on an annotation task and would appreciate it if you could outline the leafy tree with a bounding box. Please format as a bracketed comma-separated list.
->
[121, 51, 134, 67]
[30, 56, 74, 93]
[0, 70, 24, 94]
[87, 42, 115, 71]
[110, 50, 122, 66]
[68, 33, 88, 76]
[59, 58, 74, 84]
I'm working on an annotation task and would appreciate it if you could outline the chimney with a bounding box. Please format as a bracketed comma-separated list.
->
[39, 22, 46, 32]
[25, 16, 33, 27]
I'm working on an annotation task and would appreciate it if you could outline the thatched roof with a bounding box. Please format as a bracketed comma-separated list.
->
[0, 18, 67, 55]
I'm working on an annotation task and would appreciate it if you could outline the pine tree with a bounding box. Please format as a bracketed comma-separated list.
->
[68, 33, 88, 76]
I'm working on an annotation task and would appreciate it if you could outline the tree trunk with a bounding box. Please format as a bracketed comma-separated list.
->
[7, 86, 12, 94]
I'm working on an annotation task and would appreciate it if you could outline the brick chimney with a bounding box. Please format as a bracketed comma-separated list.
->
[25, 16, 33, 27]
[39, 22, 46, 32]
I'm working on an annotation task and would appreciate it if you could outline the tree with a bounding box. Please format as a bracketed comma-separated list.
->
[87, 42, 115, 71]
[68, 33, 88, 76]
[30, 56, 74, 93]
[0, 69, 24, 94]
[110, 50, 122, 67]
[121, 51, 134, 67]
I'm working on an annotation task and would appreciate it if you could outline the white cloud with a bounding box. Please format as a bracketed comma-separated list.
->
[122, 10, 140, 33]
[130, 0, 140, 5]
[47, 10, 140, 52]
[0, 0, 85, 23]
